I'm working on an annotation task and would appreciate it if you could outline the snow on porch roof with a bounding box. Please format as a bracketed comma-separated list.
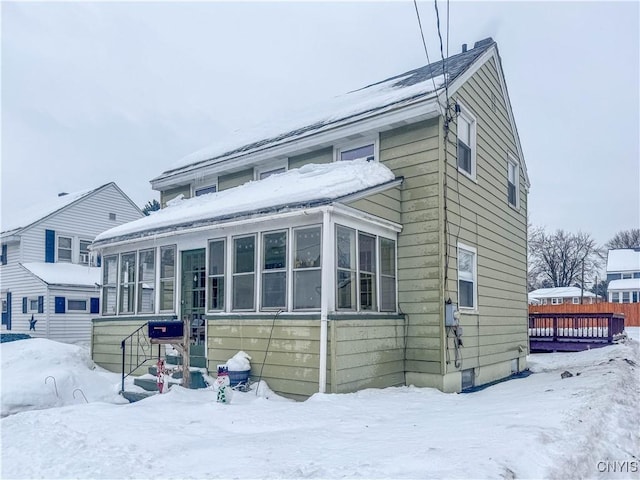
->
[95, 159, 397, 245]
[21, 262, 101, 287]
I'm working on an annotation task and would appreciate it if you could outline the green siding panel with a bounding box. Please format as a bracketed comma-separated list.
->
[219, 169, 254, 191]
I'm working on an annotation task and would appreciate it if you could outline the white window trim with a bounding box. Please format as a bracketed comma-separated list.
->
[193, 179, 219, 197]
[67, 298, 89, 313]
[334, 135, 379, 163]
[572, 297, 579, 304]
[254, 159, 288, 181]
[551, 297, 563, 305]
[28, 298, 39, 313]
[457, 242, 478, 312]
[456, 103, 477, 181]
[57, 235, 73, 263]
[507, 153, 520, 210]
[79, 239, 92, 265]
[231, 234, 257, 312]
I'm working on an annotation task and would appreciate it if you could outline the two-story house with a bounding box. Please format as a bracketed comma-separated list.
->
[91, 38, 530, 398]
[607, 248, 640, 303]
[0, 183, 144, 344]
[528, 286, 599, 305]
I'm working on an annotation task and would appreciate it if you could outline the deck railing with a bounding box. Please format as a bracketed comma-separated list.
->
[529, 312, 625, 346]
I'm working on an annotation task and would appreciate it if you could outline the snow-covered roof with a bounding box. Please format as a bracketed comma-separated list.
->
[154, 40, 495, 182]
[1, 183, 111, 235]
[21, 262, 100, 287]
[607, 248, 640, 273]
[528, 287, 597, 299]
[96, 159, 397, 246]
[608, 278, 640, 291]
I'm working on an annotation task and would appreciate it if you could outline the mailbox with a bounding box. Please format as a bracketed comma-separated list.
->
[148, 321, 184, 340]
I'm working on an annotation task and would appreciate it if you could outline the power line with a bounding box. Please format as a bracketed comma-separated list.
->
[412, 0, 440, 96]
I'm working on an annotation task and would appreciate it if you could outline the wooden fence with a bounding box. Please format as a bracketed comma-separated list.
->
[529, 303, 640, 327]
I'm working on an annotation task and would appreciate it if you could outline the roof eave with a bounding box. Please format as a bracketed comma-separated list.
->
[150, 96, 441, 190]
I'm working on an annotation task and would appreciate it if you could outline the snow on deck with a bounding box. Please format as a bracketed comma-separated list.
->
[96, 159, 396, 244]
[21, 262, 100, 287]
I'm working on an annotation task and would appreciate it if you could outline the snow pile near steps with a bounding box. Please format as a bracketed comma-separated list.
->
[1, 330, 639, 479]
[0, 338, 127, 417]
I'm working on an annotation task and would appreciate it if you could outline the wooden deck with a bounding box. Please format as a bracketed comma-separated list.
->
[529, 313, 626, 352]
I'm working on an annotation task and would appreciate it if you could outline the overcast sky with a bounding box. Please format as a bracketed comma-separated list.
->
[2, 1, 638, 246]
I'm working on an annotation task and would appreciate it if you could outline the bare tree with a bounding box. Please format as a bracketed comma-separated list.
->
[528, 228, 603, 288]
[605, 229, 640, 249]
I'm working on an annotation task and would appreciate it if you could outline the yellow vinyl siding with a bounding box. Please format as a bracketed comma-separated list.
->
[218, 169, 253, 191]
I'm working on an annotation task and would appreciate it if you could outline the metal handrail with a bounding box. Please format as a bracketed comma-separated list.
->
[120, 322, 154, 393]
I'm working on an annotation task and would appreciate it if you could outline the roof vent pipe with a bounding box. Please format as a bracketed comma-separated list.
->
[58, 192, 68, 197]
[462, 44, 467, 53]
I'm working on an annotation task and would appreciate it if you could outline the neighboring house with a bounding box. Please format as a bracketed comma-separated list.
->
[528, 287, 600, 305]
[606, 248, 640, 303]
[91, 38, 530, 397]
[0, 183, 144, 344]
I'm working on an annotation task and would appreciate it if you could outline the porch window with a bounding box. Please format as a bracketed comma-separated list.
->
[102, 255, 117, 314]
[233, 235, 256, 310]
[622, 292, 630, 303]
[262, 231, 287, 310]
[611, 292, 620, 303]
[58, 236, 72, 262]
[336, 226, 356, 310]
[208, 239, 225, 311]
[457, 244, 477, 310]
[293, 226, 321, 309]
[379, 237, 396, 311]
[119, 252, 136, 314]
[159, 246, 176, 312]
[137, 249, 155, 313]
[359, 233, 377, 311]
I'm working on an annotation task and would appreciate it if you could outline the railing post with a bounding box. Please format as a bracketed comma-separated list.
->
[121, 338, 126, 393]
[553, 316, 557, 342]
[607, 314, 613, 343]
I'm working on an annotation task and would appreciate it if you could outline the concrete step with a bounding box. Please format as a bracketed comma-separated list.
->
[134, 370, 208, 391]
[121, 391, 155, 403]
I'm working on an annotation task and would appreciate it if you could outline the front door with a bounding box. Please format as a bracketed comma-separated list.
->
[181, 249, 206, 346]
[1, 292, 11, 330]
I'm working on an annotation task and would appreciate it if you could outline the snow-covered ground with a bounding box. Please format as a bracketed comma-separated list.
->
[2, 330, 639, 479]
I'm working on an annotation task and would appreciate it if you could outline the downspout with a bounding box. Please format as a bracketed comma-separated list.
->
[319, 207, 332, 393]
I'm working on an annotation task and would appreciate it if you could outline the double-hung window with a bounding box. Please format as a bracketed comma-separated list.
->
[159, 246, 176, 312]
[379, 237, 396, 311]
[262, 231, 287, 310]
[58, 236, 72, 262]
[233, 236, 256, 310]
[137, 249, 155, 313]
[336, 226, 357, 310]
[336, 138, 377, 163]
[208, 239, 225, 311]
[293, 227, 321, 309]
[457, 244, 477, 310]
[102, 255, 118, 314]
[119, 252, 136, 314]
[358, 233, 377, 311]
[457, 104, 476, 178]
[507, 156, 519, 207]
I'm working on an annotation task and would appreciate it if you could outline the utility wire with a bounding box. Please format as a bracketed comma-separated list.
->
[412, 0, 440, 97]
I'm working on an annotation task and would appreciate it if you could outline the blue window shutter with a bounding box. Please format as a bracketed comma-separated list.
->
[45, 230, 56, 263]
[90, 297, 99, 314]
[38, 296, 44, 314]
[97, 255, 102, 267]
[6, 292, 11, 330]
[1, 244, 6, 265]
[22, 297, 27, 314]
[55, 296, 66, 314]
